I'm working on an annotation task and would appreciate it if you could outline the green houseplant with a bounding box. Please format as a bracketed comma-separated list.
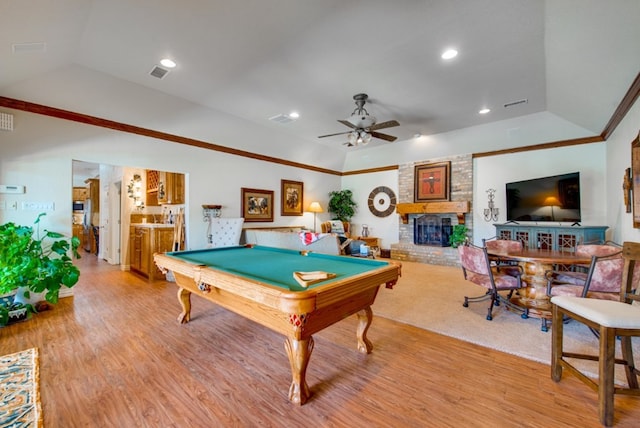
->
[0, 213, 81, 325]
[327, 190, 357, 222]
[449, 224, 469, 248]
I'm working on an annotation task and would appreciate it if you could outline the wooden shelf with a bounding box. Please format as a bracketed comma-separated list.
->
[396, 201, 470, 224]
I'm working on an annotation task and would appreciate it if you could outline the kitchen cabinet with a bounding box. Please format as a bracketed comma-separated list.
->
[129, 224, 175, 280]
[157, 171, 185, 204]
[72, 187, 87, 201]
[72, 224, 84, 243]
[146, 170, 184, 205]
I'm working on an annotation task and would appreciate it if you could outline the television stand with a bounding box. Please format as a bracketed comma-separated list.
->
[494, 224, 608, 251]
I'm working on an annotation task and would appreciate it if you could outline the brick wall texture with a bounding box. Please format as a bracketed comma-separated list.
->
[391, 154, 473, 266]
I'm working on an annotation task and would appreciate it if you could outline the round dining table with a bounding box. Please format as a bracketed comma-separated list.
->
[485, 248, 592, 329]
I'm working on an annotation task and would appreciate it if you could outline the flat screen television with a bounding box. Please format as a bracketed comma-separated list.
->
[505, 172, 581, 223]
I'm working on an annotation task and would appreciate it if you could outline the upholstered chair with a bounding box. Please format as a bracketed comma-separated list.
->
[482, 237, 523, 277]
[206, 217, 244, 248]
[458, 243, 526, 321]
[546, 243, 627, 301]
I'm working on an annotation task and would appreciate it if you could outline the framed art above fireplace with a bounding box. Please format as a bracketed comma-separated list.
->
[414, 161, 450, 202]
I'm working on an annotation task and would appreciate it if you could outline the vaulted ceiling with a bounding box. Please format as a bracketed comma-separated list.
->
[1, 1, 639, 154]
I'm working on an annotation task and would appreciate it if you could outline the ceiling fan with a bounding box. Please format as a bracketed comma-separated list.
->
[318, 93, 399, 146]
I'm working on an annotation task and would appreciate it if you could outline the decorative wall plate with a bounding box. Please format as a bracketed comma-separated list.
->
[368, 186, 397, 217]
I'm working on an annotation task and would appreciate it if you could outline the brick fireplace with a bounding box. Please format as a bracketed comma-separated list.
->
[391, 154, 473, 266]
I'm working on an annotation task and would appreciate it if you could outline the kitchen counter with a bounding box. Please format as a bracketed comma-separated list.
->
[130, 223, 174, 229]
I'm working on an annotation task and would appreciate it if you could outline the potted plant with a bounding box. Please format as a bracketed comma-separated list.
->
[327, 189, 357, 222]
[0, 213, 81, 325]
[449, 224, 469, 248]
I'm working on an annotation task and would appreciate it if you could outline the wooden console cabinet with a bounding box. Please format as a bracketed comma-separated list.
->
[130, 224, 175, 280]
[494, 224, 608, 251]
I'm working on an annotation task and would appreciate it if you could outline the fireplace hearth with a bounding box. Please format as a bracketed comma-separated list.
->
[414, 215, 452, 246]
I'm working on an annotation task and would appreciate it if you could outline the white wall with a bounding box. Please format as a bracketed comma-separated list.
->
[0, 109, 341, 266]
[472, 143, 607, 244]
[605, 95, 640, 243]
[341, 169, 399, 250]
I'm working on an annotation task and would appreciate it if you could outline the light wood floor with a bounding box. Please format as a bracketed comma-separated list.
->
[2, 254, 640, 427]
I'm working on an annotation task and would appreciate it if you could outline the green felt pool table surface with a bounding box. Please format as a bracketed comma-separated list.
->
[165, 245, 389, 291]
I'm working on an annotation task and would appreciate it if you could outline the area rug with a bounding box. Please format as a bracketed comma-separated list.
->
[372, 260, 640, 384]
[0, 347, 42, 427]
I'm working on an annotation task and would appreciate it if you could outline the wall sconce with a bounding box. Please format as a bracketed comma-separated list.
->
[308, 201, 323, 232]
[483, 188, 499, 222]
[127, 174, 145, 211]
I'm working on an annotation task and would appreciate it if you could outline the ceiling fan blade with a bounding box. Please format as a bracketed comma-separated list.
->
[369, 120, 400, 131]
[337, 119, 357, 129]
[318, 131, 351, 138]
[370, 131, 397, 142]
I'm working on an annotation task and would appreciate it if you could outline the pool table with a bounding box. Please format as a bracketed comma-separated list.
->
[153, 245, 401, 405]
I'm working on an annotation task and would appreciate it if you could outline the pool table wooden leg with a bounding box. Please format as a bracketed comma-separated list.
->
[356, 306, 373, 354]
[284, 336, 314, 405]
[176, 287, 191, 324]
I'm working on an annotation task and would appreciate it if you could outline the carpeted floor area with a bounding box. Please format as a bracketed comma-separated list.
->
[372, 260, 639, 384]
[0, 347, 42, 427]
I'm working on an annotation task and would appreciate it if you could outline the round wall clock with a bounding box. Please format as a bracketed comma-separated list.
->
[368, 186, 397, 217]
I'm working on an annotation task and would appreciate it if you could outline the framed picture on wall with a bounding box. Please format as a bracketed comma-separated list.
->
[632, 133, 640, 228]
[281, 179, 303, 216]
[241, 187, 274, 222]
[414, 161, 450, 202]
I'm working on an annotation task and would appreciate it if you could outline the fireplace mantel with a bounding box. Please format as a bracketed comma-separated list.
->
[396, 201, 470, 224]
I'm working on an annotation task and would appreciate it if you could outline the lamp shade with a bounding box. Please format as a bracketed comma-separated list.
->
[308, 201, 323, 213]
[543, 196, 561, 207]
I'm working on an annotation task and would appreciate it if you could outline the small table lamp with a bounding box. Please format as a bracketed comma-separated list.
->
[308, 202, 323, 233]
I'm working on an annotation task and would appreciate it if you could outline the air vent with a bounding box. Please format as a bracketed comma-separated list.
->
[0, 112, 14, 131]
[503, 99, 528, 108]
[269, 114, 295, 124]
[149, 65, 170, 79]
[12, 42, 46, 54]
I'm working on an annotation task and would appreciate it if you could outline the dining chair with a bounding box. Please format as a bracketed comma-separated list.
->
[482, 237, 523, 277]
[550, 241, 640, 427]
[546, 242, 622, 289]
[546, 247, 624, 301]
[458, 243, 525, 321]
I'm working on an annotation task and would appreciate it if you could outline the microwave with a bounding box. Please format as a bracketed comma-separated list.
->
[73, 201, 84, 211]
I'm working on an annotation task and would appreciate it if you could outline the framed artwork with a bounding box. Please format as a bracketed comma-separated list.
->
[241, 187, 274, 222]
[632, 133, 640, 227]
[281, 179, 304, 216]
[414, 161, 450, 202]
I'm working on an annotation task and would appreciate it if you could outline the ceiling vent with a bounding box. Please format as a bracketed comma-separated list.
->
[269, 114, 295, 124]
[503, 99, 528, 108]
[149, 65, 170, 79]
[0, 112, 14, 131]
[12, 42, 46, 54]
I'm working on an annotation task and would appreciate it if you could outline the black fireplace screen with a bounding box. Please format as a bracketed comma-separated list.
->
[414, 215, 452, 246]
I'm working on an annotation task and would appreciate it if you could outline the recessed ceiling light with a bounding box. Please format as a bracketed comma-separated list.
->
[288, 111, 300, 119]
[479, 108, 491, 115]
[441, 49, 458, 60]
[413, 133, 422, 139]
[160, 58, 176, 68]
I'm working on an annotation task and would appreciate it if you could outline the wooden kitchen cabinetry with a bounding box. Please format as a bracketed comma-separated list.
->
[129, 224, 175, 280]
[72, 187, 87, 201]
[146, 170, 184, 205]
